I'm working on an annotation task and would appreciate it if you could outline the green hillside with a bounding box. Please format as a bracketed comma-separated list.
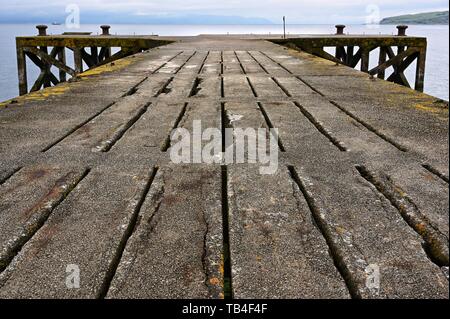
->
[380, 11, 449, 25]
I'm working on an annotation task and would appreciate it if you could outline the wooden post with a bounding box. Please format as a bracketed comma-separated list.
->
[105, 47, 111, 59]
[16, 43, 28, 96]
[58, 47, 67, 82]
[415, 45, 427, 92]
[378, 47, 387, 80]
[91, 46, 99, 64]
[36, 25, 51, 88]
[74, 48, 83, 73]
[41, 46, 51, 88]
[335, 47, 341, 60]
[346, 46, 354, 65]
[361, 48, 370, 73]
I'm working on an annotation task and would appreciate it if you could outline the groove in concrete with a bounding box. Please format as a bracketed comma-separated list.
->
[0, 168, 91, 273]
[356, 165, 449, 267]
[271, 77, 292, 97]
[328, 100, 408, 152]
[247, 51, 269, 74]
[261, 50, 409, 152]
[287, 166, 359, 299]
[259, 51, 293, 74]
[296, 76, 326, 96]
[422, 164, 449, 184]
[151, 51, 184, 74]
[234, 51, 247, 74]
[40, 75, 152, 153]
[98, 102, 152, 152]
[175, 51, 198, 74]
[97, 167, 159, 299]
[220, 77, 225, 98]
[189, 78, 204, 97]
[293, 101, 348, 152]
[256, 102, 286, 152]
[154, 77, 175, 97]
[161, 102, 190, 152]
[198, 51, 210, 74]
[201, 203, 211, 293]
[221, 165, 233, 299]
[41, 53, 185, 152]
[40, 101, 119, 152]
[0, 167, 22, 186]
[246, 77, 258, 97]
[122, 77, 149, 97]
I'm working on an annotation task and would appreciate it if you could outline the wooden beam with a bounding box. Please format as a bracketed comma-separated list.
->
[81, 49, 96, 68]
[349, 48, 361, 68]
[91, 47, 99, 64]
[16, 43, 28, 95]
[16, 37, 173, 50]
[377, 47, 387, 80]
[96, 47, 140, 67]
[337, 46, 347, 62]
[398, 51, 419, 73]
[346, 46, 354, 65]
[23, 46, 76, 77]
[30, 70, 46, 92]
[47, 71, 60, 86]
[308, 47, 345, 65]
[385, 46, 411, 87]
[57, 47, 67, 82]
[25, 51, 46, 69]
[369, 47, 418, 76]
[387, 72, 411, 88]
[360, 48, 370, 73]
[40, 46, 51, 88]
[73, 48, 83, 73]
[415, 46, 427, 92]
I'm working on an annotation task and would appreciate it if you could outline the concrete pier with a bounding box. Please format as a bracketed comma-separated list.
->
[0, 36, 448, 299]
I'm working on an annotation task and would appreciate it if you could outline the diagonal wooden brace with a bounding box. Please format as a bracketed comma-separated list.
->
[23, 46, 76, 77]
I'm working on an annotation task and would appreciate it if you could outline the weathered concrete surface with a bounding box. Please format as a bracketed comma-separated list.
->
[227, 166, 350, 299]
[107, 165, 223, 299]
[0, 36, 448, 299]
[0, 167, 152, 298]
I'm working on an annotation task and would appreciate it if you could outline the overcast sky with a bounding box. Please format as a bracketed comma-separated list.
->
[1, 0, 449, 23]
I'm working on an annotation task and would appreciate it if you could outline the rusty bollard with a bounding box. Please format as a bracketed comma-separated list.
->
[101, 25, 111, 35]
[335, 25, 346, 35]
[397, 25, 408, 36]
[36, 25, 48, 36]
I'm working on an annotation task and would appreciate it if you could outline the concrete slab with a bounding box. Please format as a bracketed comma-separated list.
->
[0, 36, 448, 299]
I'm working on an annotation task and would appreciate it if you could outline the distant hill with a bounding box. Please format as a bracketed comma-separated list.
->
[380, 11, 449, 25]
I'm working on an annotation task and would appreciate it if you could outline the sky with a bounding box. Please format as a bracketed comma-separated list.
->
[0, 0, 448, 24]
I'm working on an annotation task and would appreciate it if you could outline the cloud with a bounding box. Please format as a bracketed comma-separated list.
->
[1, 0, 448, 23]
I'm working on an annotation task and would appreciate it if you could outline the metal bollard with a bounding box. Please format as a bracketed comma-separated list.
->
[36, 25, 48, 36]
[396, 25, 408, 36]
[101, 25, 111, 36]
[335, 25, 346, 35]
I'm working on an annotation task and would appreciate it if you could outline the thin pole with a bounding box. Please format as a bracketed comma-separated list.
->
[283, 16, 286, 39]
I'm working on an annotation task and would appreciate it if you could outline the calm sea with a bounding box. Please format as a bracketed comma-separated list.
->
[0, 24, 448, 101]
